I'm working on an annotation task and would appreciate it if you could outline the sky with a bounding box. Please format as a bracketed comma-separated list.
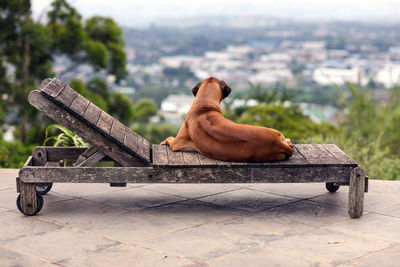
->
[32, 0, 400, 27]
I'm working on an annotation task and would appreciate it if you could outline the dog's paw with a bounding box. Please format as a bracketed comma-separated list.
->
[285, 138, 293, 148]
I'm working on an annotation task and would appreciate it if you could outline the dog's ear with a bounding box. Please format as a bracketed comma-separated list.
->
[219, 80, 232, 99]
[192, 82, 201, 97]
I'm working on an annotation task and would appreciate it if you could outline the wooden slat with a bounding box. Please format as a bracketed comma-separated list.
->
[83, 103, 102, 126]
[323, 144, 357, 166]
[41, 78, 65, 97]
[45, 161, 61, 167]
[197, 153, 217, 166]
[182, 151, 201, 166]
[137, 137, 150, 162]
[124, 128, 138, 155]
[28, 90, 148, 167]
[166, 146, 184, 165]
[55, 85, 78, 107]
[70, 94, 90, 116]
[216, 159, 232, 165]
[110, 119, 126, 144]
[152, 145, 168, 165]
[277, 146, 309, 165]
[76, 150, 105, 167]
[296, 144, 340, 165]
[40, 78, 52, 89]
[97, 111, 114, 134]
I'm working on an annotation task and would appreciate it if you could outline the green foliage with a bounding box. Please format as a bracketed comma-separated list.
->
[43, 124, 88, 147]
[0, 139, 35, 168]
[108, 92, 135, 125]
[69, 79, 108, 111]
[132, 98, 158, 123]
[131, 123, 179, 145]
[236, 105, 336, 142]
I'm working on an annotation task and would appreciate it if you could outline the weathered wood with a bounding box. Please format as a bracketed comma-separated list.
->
[55, 85, 78, 107]
[97, 111, 114, 134]
[20, 165, 354, 184]
[40, 78, 52, 89]
[45, 161, 61, 167]
[296, 144, 340, 165]
[38, 147, 87, 161]
[323, 144, 357, 166]
[32, 147, 47, 166]
[197, 152, 217, 166]
[166, 146, 184, 165]
[41, 78, 65, 98]
[70, 94, 90, 116]
[348, 167, 365, 219]
[137, 136, 151, 162]
[28, 90, 147, 167]
[83, 103, 102, 126]
[74, 146, 99, 166]
[17, 156, 33, 193]
[182, 151, 201, 166]
[124, 128, 138, 155]
[19, 182, 37, 215]
[110, 119, 126, 144]
[152, 145, 168, 165]
[76, 150, 105, 167]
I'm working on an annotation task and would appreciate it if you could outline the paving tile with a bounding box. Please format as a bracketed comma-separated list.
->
[57, 244, 194, 267]
[347, 244, 400, 267]
[2, 227, 120, 262]
[0, 245, 57, 266]
[207, 213, 317, 244]
[310, 181, 400, 213]
[375, 203, 400, 218]
[85, 187, 185, 211]
[139, 224, 259, 262]
[0, 209, 61, 241]
[206, 244, 312, 267]
[328, 213, 400, 243]
[142, 199, 248, 226]
[248, 182, 328, 199]
[143, 183, 239, 199]
[197, 188, 297, 212]
[40, 198, 127, 227]
[67, 208, 190, 242]
[257, 199, 350, 227]
[266, 228, 393, 266]
[51, 183, 144, 198]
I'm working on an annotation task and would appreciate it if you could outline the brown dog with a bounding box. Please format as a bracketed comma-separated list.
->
[161, 77, 293, 162]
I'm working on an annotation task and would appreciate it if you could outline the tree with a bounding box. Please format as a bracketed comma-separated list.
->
[132, 99, 157, 123]
[0, 0, 127, 143]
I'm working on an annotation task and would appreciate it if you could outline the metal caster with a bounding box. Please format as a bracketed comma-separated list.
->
[326, 182, 340, 193]
[36, 183, 53, 195]
[16, 193, 43, 216]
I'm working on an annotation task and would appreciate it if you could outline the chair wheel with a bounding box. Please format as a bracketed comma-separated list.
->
[326, 182, 340, 193]
[16, 193, 44, 216]
[36, 183, 53, 195]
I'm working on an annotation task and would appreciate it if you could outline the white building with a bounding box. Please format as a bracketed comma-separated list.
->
[159, 56, 204, 69]
[375, 64, 400, 88]
[161, 94, 194, 115]
[312, 67, 365, 85]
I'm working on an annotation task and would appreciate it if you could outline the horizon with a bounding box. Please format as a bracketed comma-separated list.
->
[32, 0, 400, 28]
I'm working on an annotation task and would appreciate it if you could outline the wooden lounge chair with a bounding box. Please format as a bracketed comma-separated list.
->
[16, 78, 368, 218]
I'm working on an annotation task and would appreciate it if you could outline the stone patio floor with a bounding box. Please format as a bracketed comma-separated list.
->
[0, 168, 399, 266]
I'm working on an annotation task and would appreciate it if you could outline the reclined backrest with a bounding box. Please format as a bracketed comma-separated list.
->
[37, 78, 150, 165]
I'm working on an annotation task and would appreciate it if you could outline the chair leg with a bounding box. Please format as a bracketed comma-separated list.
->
[18, 182, 38, 215]
[348, 167, 366, 219]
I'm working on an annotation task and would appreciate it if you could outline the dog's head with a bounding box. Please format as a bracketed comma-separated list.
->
[192, 77, 232, 100]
